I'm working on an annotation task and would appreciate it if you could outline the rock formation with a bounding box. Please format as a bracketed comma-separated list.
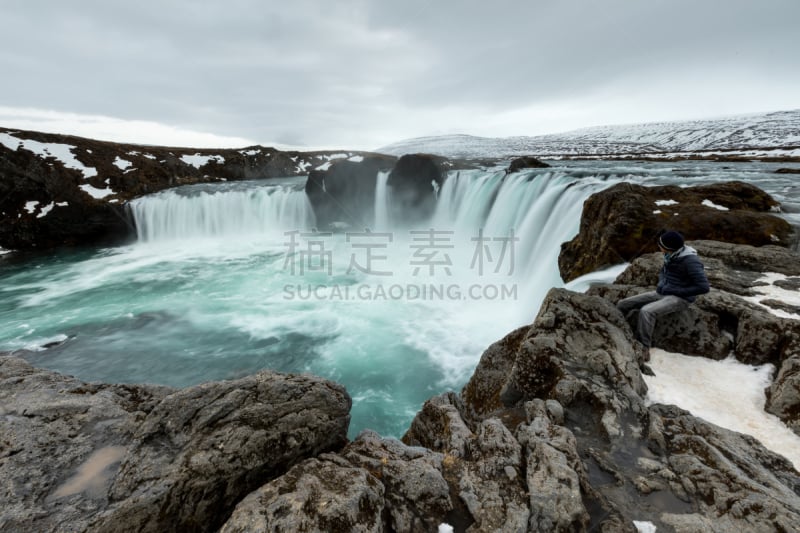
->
[0, 127, 376, 250]
[387, 154, 448, 224]
[304, 155, 396, 230]
[4, 236, 800, 531]
[558, 181, 794, 281]
[0, 356, 350, 532]
[506, 156, 550, 174]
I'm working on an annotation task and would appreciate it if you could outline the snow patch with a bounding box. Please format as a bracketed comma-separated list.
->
[701, 199, 729, 211]
[113, 156, 133, 170]
[143, 154, 157, 160]
[0, 248, 9, 255]
[0, 132, 98, 178]
[645, 348, 800, 470]
[654, 199, 678, 206]
[180, 153, 225, 168]
[56, 201, 68, 207]
[24, 201, 39, 214]
[37, 202, 55, 218]
[80, 184, 114, 199]
[652, 210, 662, 214]
[742, 272, 800, 319]
[348, 155, 364, 162]
[240, 148, 261, 156]
[438, 524, 454, 533]
[315, 161, 333, 171]
[633, 521, 657, 533]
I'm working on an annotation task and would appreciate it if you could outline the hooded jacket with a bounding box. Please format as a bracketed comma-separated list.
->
[656, 245, 710, 302]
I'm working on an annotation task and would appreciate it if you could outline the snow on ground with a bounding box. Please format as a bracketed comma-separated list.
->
[79, 184, 114, 199]
[633, 521, 657, 533]
[24, 201, 39, 214]
[743, 273, 800, 320]
[0, 132, 98, 178]
[37, 202, 55, 218]
[315, 161, 333, 171]
[0, 247, 9, 255]
[654, 199, 678, 206]
[701, 199, 729, 211]
[437, 524, 454, 533]
[348, 155, 364, 162]
[180, 153, 225, 168]
[377, 110, 800, 159]
[644, 348, 800, 470]
[113, 156, 132, 170]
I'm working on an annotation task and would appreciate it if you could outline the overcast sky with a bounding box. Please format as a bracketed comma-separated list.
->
[1, 0, 799, 150]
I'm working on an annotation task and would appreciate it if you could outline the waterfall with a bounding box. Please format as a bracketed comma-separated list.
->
[129, 184, 315, 242]
[429, 169, 617, 289]
[129, 170, 618, 300]
[374, 171, 391, 230]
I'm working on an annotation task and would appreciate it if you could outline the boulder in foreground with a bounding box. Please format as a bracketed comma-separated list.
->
[0, 356, 350, 533]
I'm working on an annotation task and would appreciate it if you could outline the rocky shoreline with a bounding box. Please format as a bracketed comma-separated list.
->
[3, 128, 800, 531]
[2, 239, 800, 532]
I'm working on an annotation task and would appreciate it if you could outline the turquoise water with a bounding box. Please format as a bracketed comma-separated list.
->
[1, 161, 797, 438]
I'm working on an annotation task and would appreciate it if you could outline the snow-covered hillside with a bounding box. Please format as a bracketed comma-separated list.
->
[378, 109, 800, 159]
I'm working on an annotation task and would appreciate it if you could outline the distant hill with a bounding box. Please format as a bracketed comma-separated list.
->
[377, 110, 800, 160]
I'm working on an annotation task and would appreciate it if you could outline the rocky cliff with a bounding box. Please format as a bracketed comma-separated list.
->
[559, 181, 795, 282]
[1, 128, 475, 249]
[0, 127, 378, 250]
[3, 239, 800, 532]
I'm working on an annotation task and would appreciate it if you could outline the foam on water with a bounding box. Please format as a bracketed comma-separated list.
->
[2, 161, 798, 438]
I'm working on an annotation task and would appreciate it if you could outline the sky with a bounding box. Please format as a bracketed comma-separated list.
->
[1, 0, 799, 150]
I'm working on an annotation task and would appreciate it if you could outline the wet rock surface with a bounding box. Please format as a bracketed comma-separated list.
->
[0, 356, 350, 532]
[4, 239, 800, 532]
[387, 154, 448, 224]
[304, 155, 396, 229]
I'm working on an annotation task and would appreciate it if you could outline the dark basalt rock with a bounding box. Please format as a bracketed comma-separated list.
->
[304, 155, 396, 230]
[558, 181, 793, 282]
[221, 431, 454, 533]
[766, 351, 800, 435]
[387, 154, 448, 224]
[603, 241, 800, 366]
[0, 356, 351, 533]
[0, 127, 378, 250]
[506, 156, 550, 174]
[5, 238, 800, 531]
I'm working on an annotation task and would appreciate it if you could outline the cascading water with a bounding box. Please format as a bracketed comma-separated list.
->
[129, 181, 315, 241]
[10, 161, 795, 437]
[373, 171, 391, 229]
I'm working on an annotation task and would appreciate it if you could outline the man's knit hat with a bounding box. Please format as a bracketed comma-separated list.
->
[658, 230, 684, 251]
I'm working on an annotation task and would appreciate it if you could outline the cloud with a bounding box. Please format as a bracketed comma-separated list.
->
[1, 0, 798, 148]
[0, 107, 256, 148]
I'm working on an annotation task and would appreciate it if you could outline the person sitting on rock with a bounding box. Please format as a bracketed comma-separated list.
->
[616, 230, 710, 349]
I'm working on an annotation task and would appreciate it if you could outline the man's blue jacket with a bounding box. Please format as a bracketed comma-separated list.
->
[656, 245, 710, 303]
